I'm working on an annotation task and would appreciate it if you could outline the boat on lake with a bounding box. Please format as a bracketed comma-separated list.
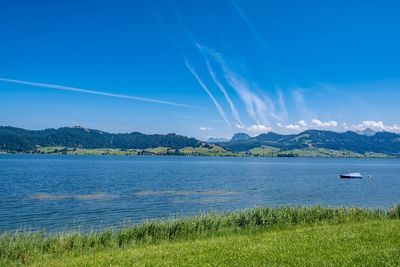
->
[339, 155, 362, 179]
[339, 172, 362, 179]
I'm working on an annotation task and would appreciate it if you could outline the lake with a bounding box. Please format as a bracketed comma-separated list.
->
[0, 154, 399, 232]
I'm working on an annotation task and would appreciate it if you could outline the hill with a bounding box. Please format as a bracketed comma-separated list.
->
[0, 126, 201, 152]
[221, 129, 400, 156]
[1, 126, 400, 157]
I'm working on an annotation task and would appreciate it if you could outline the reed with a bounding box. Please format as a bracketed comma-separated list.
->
[1, 204, 398, 265]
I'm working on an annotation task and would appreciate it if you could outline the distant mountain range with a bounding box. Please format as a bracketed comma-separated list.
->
[1, 126, 400, 157]
[219, 129, 400, 156]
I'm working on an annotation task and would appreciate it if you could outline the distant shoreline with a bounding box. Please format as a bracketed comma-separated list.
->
[2, 126, 400, 159]
[0, 148, 396, 158]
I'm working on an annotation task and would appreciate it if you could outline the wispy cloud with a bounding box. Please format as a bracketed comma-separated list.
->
[184, 61, 232, 128]
[232, 0, 307, 122]
[196, 44, 244, 128]
[230, 0, 280, 68]
[230, 0, 295, 84]
[0, 77, 199, 109]
[276, 90, 288, 122]
[291, 88, 315, 119]
[200, 127, 212, 131]
[206, 50, 285, 126]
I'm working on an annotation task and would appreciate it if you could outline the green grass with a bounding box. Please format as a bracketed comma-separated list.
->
[249, 146, 279, 156]
[179, 145, 235, 156]
[287, 148, 365, 157]
[31, 220, 400, 267]
[34, 145, 236, 156]
[13, 146, 397, 158]
[36, 147, 139, 155]
[1, 204, 400, 266]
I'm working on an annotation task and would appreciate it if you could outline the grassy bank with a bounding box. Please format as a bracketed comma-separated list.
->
[31, 220, 400, 267]
[1, 205, 400, 266]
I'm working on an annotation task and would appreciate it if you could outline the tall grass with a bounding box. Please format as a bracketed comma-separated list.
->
[1, 204, 399, 264]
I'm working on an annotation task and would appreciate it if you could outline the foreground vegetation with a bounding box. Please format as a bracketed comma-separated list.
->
[26, 220, 400, 266]
[1, 205, 400, 266]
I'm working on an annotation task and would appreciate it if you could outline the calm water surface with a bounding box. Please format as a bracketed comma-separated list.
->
[1, 154, 399, 232]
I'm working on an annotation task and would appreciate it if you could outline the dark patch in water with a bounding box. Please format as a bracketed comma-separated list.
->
[133, 190, 240, 197]
[29, 193, 107, 200]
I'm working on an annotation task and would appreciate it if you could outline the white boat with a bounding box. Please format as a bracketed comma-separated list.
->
[339, 156, 362, 179]
[339, 172, 362, 179]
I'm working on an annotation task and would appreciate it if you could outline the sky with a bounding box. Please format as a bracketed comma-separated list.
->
[1, 0, 400, 140]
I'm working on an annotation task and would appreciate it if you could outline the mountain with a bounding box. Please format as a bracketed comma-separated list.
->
[207, 137, 229, 143]
[1, 126, 400, 157]
[0, 126, 201, 152]
[221, 130, 400, 156]
[356, 128, 377, 136]
[231, 133, 251, 142]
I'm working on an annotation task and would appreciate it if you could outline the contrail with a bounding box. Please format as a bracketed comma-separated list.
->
[230, 0, 286, 74]
[184, 61, 232, 128]
[231, 0, 309, 119]
[205, 50, 268, 125]
[276, 90, 288, 121]
[197, 45, 244, 128]
[0, 77, 199, 109]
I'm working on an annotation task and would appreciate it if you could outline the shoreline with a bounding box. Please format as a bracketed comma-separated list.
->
[2, 204, 400, 265]
[0, 150, 396, 158]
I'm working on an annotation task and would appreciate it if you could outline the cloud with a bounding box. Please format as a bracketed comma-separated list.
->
[221, 65, 290, 127]
[291, 89, 315, 119]
[277, 119, 338, 132]
[200, 48, 264, 124]
[0, 77, 199, 109]
[184, 61, 232, 128]
[196, 44, 244, 128]
[277, 120, 308, 131]
[276, 90, 288, 122]
[277, 123, 301, 131]
[246, 124, 271, 135]
[189, 45, 288, 132]
[200, 127, 212, 131]
[298, 120, 307, 127]
[209, 54, 271, 125]
[361, 121, 385, 129]
[275, 119, 400, 133]
[311, 119, 338, 128]
[350, 121, 400, 132]
[230, 0, 284, 73]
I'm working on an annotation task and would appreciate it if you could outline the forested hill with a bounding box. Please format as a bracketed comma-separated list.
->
[0, 126, 201, 152]
[220, 130, 400, 156]
[1, 126, 400, 157]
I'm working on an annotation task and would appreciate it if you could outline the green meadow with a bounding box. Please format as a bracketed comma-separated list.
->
[1, 205, 400, 266]
[32, 146, 393, 158]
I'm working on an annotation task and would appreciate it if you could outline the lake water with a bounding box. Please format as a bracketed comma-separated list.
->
[1, 154, 399, 232]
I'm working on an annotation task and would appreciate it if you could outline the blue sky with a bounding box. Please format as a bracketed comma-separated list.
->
[1, 0, 400, 139]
